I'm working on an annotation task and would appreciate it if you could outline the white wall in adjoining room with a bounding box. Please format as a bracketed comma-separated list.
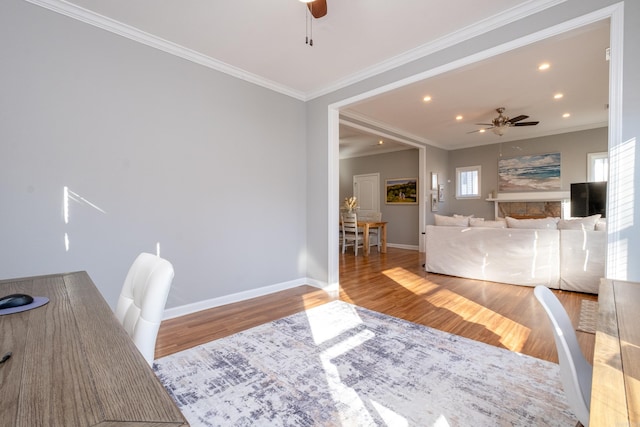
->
[340, 149, 419, 247]
[445, 127, 608, 219]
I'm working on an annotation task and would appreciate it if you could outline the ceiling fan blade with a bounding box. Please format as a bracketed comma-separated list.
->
[307, 0, 327, 18]
[475, 123, 493, 126]
[467, 127, 493, 134]
[513, 121, 539, 126]
[507, 115, 529, 124]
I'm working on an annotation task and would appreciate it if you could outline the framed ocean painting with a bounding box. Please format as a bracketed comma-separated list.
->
[498, 152, 561, 192]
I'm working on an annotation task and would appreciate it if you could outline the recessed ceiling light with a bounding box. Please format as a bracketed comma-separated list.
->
[479, 129, 486, 133]
[554, 93, 564, 99]
[378, 140, 384, 145]
[456, 115, 463, 121]
[423, 96, 432, 102]
[538, 63, 550, 71]
[563, 113, 571, 118]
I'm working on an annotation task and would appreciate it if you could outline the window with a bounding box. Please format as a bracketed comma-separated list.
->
[587, 152, 608, 182]
[456, 165, 481, 199]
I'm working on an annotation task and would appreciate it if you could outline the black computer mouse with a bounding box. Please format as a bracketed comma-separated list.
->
[0, 293, 34, 310]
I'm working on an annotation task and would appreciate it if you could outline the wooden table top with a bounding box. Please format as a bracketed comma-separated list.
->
[591, 278, 640, 426]
[0, 271, 187, 426]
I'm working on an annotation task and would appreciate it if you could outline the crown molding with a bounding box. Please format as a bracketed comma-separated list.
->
[25, 0, 564, 102]
[340, 111, 440, 148]
[306, 0, 567, 100]
[24, 0, 308, 101]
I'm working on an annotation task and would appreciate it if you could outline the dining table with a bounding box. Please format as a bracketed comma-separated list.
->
[358, 220, 387, 256]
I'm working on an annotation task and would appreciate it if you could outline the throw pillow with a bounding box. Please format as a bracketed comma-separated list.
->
[595, 218, 607, 231]
[434, 214, 469, 227]
[506, 216, 559, 229]
[557, 214, 602, 230]
[470, 217, 507, 228]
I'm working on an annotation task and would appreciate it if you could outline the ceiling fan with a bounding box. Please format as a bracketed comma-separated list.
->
[300, 0, 327, 46]
[470, 107, 539, 136]
[304, 0, 327, 18]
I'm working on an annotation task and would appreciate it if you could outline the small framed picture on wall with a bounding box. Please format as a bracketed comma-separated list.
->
[431, 193, 438, 212]
[438, 184, 445, 202]
[431, 172, 438, 190]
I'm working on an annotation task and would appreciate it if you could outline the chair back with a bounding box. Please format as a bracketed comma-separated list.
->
[115, 252, 175, 365]
[342, 212, 359, 235]
[371, 212, 382, 221]
[534, 286, 592, 426]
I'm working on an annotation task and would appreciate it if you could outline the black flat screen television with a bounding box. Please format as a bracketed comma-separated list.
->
[570, 182, 607, 218]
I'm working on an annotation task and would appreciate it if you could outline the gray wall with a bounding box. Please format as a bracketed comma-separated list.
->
[0, 0, 307, 309]
[340, 149, 419, 246]
[1, 0, 639, 309]
[307, 0, 640, 284]
[446, 127, 608, 219]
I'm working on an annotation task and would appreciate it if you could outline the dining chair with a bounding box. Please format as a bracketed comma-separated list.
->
[115, 252, 175, 366]
[341, 212, 364, 255]
[367, 212, 382, 252]
[534, 286, 592, 427]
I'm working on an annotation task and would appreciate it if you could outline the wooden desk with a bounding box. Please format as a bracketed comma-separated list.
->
[0, 272, 187, 427]
[591, 279, 640, 426]
[359, 220, 387, 256]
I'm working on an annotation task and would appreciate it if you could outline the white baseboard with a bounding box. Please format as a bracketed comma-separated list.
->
[163, 277, 330, 320]
[387, 243, 419, 251]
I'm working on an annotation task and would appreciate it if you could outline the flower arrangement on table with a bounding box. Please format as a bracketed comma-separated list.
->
[344, 196, 358, 213]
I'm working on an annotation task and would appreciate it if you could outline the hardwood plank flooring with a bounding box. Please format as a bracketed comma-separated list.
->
[155, 248, 597, 364]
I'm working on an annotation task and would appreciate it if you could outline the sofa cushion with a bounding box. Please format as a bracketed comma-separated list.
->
[435, 214, 469, 227]
[595, 218, 607, 231]
[506, 216, 559, 229]
[469, 218, 507, 228]
[557, 214, 601, 230]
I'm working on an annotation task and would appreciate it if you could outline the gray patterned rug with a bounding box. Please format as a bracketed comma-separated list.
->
[577, 299, 598, 334]
[153, 301, 576, 426]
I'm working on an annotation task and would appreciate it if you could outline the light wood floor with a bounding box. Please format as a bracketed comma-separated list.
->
[155, 247, 597, 364]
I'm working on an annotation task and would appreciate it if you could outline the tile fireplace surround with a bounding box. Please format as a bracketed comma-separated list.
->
[498, 201, 562, 218]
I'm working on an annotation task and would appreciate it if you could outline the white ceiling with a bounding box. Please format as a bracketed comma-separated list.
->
[38, 0, 610, 156]
[340, 19, 610, 157]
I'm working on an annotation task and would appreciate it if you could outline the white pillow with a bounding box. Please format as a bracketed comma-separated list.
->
[506, 216, 559, 229]
[557, 214, 601, 230]
[434, 214, 469, 227]
[453, 214, 474, 219]
[595, 218, 607, 231]
[470, 218, 507, 228]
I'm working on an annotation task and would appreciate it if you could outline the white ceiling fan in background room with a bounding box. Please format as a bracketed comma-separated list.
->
[469, 107, 540, 136]
[299, 0, 327, 46]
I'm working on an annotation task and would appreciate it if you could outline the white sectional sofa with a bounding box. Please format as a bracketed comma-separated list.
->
[424, 215, 605, 294]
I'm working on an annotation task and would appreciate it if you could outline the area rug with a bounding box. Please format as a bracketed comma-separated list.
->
[577, 299, 599, 334]
[153, 301, 576, 426]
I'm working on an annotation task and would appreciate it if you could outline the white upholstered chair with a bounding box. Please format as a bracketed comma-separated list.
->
[341, 212, 364, 255]
[534, 286, 592, 427]
[115, 252, 175, 366]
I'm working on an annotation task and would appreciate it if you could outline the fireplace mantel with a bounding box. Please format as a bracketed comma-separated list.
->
[487, 191, 571, 218]
[486, 191, 571, 202]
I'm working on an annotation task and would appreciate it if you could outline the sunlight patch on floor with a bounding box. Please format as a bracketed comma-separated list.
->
[383, 267, 531, 352]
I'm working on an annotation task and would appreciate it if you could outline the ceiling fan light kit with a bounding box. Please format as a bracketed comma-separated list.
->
[471, 107, 539, 136]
